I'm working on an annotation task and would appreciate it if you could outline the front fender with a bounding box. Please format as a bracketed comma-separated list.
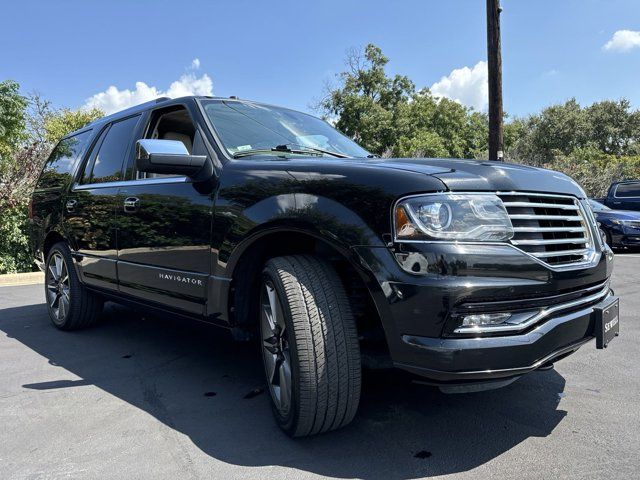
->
[216, 192, 387, 276]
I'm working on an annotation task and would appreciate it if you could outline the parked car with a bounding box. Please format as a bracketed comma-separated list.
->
[29, 96, 620, 437]
[589, 199, 640, 249]
[600, 180, 640, 211]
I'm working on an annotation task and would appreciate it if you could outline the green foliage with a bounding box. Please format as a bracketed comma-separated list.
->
[540, 149, 640, 197]
[44, 107, 103, 144]
[0, 80, 104, 273]
[0, 202, 32, 274]
[0, 80, 28, 159]
[319, 44, 489, 159]
[507, 98, 640, 164]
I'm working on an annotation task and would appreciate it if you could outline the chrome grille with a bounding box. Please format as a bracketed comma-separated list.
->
[499, 193, 596, 267]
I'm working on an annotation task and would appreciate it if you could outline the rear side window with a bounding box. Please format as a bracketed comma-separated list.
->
[36, 130, 92, 189]
[82, 115, 140, 184]
[615, 183, 640, 198]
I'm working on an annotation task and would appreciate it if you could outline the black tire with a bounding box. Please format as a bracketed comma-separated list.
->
[44, 242, 103, 330]
[605, 231, 614, 249]
[260, 255, 361, 437]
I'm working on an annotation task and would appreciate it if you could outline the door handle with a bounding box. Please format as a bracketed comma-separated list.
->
[123, 197, 140, 213]
[66, 199, 77, 213]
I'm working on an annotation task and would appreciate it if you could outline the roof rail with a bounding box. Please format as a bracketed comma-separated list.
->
[84, 97, 172, 128]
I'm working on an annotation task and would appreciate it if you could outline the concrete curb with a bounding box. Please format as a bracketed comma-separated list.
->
[0, 271, 44, 286]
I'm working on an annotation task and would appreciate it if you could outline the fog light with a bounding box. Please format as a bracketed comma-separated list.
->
[461, 313, 511, 327]
[455, 310, 541, 334]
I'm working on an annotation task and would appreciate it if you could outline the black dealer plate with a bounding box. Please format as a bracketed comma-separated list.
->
[594, 296, 619, 349]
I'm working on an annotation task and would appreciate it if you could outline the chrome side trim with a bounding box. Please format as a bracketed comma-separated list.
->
[72, 176, 189, 191]
[453, 282, 611, 334]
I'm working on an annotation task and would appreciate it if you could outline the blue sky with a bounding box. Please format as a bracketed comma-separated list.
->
[2, 0, 640, 117]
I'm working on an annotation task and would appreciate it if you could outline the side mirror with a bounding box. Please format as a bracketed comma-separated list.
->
[135, 139, 210, 179]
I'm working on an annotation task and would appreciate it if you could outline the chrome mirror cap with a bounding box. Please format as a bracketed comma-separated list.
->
[136, 139, 189, 159]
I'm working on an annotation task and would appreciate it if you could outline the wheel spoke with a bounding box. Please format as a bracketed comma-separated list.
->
[54, 255, 63, 278]
[48, 290, 58, 307]
[48, 265, 58, 281]
[60, 262, 68, 285]
[58, 295, 67, 319]
[265, 353, 278, 385]
[266, 284, 278, 331]
[278, 356, 291, 411]
[273, 294, 286, 332]
[260, 277, 293, 415]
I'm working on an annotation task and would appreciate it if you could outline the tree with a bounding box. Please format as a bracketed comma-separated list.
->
[0, 89, 103, 208]
[318, 44, 415, 154]
[44, 107, 103, 144]
[319, 44, 490, 159]
[586, 99, 640, 156]
[0, 80, 28, 159]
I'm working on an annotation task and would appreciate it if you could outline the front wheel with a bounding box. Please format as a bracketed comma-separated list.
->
[260, 255, 361, 437]
[45, 242, 103, 330]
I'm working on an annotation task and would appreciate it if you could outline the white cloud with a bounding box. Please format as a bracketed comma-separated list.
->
[430, 61, 488, 111]
[603, 30, 640, 52]
[83, 60, 212, 115]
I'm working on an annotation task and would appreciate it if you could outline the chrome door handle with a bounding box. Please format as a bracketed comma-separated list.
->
[65, 199, 77, 213]
[123, 197, 140, 213]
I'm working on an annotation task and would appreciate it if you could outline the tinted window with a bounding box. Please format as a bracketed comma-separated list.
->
[88, 116, 140, 183]
[615, 183, 640, 198]
[37, 131, 92, 189]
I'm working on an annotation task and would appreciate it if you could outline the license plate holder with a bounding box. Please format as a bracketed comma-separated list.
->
[594, 296, 620, 349]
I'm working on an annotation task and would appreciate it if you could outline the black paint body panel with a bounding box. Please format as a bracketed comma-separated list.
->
[29, 96, 616, 386]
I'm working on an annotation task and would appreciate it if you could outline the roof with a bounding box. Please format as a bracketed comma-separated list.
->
[67, 95, 255, 138]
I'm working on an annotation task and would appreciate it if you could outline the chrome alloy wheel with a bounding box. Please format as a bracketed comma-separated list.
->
[260, 280, 292, 415]
[46, 252, 71, 322]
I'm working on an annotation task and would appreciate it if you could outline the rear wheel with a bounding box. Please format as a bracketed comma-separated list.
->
[45, 242, 103, 330]
[260, 255, 361, 437]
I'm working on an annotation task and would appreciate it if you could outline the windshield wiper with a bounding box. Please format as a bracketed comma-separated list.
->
[280, 143, 349, 159]
[232, 144, 347, 159]
[232, 147, 322, 159]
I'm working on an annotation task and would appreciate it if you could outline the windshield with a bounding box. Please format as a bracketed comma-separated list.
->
[589, 199, 610, 212]
[201, 100, 370, 158]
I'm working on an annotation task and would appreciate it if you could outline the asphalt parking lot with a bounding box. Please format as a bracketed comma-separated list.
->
[1, 255, 639, 480]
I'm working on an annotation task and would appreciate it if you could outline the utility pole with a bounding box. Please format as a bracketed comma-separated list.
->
[486, 0, 504, 161]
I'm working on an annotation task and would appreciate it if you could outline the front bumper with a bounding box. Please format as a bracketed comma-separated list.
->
[353, 242, 614, 384]
[398, 293, 612, 382]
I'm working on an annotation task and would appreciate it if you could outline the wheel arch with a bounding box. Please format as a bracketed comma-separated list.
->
[223, 227, 391, 358]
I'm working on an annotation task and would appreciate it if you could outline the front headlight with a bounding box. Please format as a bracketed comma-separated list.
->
[394, 193, 514, 242]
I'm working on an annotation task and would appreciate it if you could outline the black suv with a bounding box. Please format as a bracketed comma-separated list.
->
[30, 96, 619, 437]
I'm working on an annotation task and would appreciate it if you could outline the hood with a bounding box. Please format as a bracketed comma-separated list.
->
[360, 158, 586, 198]
[596, 209, 640, 221]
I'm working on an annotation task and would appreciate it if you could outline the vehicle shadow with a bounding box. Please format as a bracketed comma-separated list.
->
[1, 301, 568, 479]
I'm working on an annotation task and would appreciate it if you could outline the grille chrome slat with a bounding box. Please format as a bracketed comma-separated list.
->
[511, 238, 588, 246]
[529, 248, 591, 258]
[508, 214, 583, 221]
[512, 226, 586, 233]
[502, 201, 579, 210]
[498, 192, 597, 268]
